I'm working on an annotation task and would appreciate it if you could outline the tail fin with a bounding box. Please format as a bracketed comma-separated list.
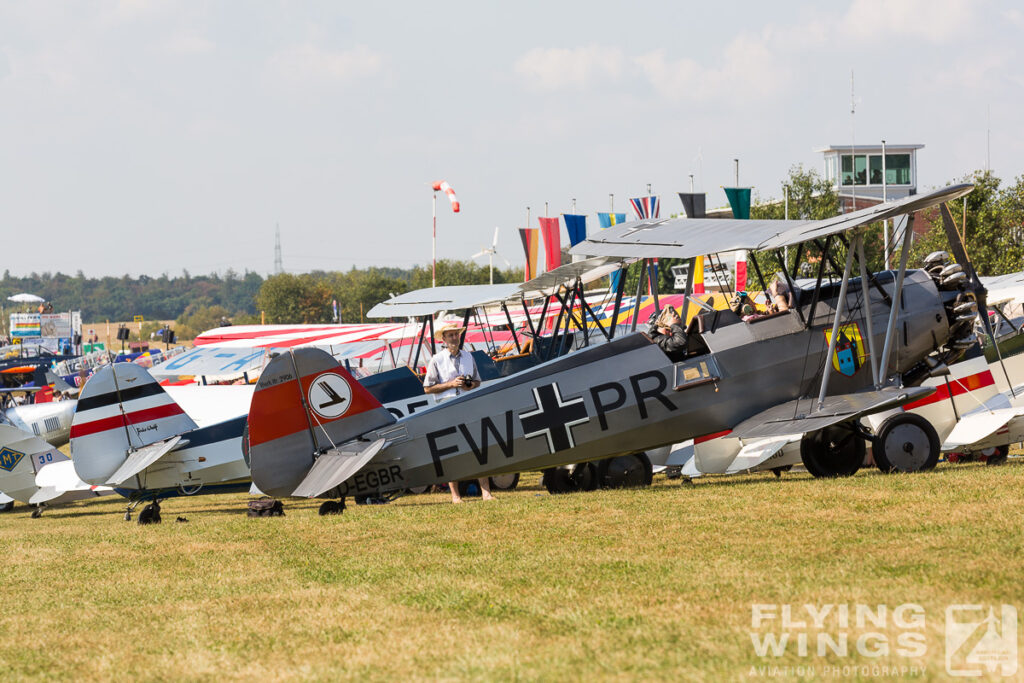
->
[0, 423, 68, 504]
[71, 363, 198, 485]
[248, 348, 396, 497]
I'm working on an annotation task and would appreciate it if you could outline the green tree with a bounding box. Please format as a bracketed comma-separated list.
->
[256, 273, 332, 324]
[910, 170, 1024, 276]
[174, 305, 233, 340]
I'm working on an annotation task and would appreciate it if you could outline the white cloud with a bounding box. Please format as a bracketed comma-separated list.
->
[513, 46, 625, 90]
[266, 44, 383, 85]
[842, 0, 974, 41]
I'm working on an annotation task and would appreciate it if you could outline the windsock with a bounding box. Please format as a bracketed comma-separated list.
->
[432, 181, 460, 213]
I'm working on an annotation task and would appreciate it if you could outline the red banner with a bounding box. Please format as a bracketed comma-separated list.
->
[538, 217, 561, 273]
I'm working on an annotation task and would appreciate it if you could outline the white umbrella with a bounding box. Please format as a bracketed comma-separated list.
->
[6, 293, 45, 303]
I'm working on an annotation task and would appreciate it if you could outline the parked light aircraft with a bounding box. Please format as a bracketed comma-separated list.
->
[241, 184, 981, 507]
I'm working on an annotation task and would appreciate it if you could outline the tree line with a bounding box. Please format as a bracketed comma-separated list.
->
[4, 167, 1020, 338]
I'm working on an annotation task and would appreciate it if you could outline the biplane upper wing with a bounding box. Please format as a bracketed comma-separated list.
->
[570, 184, 974, 259]
[367, 284, 522, 319]
[368, 257, 628, 318]
[731, 385, 935, 440]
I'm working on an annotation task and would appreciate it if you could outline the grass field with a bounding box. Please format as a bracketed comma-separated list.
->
[1, 462, 1021, 681]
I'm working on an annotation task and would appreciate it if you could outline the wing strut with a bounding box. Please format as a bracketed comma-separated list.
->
[817, 234, 858, 410]
[877, 214, 915, 386]
[856, 236, 880, 386]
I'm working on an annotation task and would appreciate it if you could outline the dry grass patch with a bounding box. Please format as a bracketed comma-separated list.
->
[0, 464, 1021, 680]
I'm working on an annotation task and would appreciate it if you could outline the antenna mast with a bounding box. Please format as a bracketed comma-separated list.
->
[274, 224, 283, 274]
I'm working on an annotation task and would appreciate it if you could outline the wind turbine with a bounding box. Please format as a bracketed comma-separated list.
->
[472, 227, 511, 285]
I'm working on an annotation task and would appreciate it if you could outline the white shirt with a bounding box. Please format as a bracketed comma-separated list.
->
[424, 348, 481, 401]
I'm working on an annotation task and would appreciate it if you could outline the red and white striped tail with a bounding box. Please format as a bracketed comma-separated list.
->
[71, 363, 198, 485]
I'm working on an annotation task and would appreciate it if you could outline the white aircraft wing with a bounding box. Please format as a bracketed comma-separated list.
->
[941, 406, 1024, 450]
[731, 386, 934, 440]
[571, 184, 973, 259]
[291, 438, 387, 498]
[32, 460, 113, 504]
[724, 435, 803, 474]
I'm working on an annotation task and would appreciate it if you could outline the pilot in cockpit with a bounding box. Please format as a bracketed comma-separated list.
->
[647, 306, 687, 359]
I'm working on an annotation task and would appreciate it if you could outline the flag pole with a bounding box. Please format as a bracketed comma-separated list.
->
[432, 190, 437, 288]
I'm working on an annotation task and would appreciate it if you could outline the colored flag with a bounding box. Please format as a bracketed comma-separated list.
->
[677, 193, 706, 218]
[563, 214, 587, 246]
[597, 212, 627, 228]
[693, 257, 705, 295]
[629, 195, 660, 220]
[734, 251, 747, 293]
[723, 187, 752, 220]
[538, 217, 562, 273]
[519, 228, 539, 281]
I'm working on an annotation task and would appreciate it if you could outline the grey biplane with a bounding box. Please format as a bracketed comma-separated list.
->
[244, 184, 982, 508]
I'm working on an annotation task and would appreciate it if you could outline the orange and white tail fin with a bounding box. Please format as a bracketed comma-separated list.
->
[247, 348, 396, 497]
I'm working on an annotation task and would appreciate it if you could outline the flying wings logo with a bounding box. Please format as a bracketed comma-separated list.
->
[519, 382, 590, 454]
[0, 447, 26, 472]
[308, 373, 352, 420]
[824, 323, 867, 378]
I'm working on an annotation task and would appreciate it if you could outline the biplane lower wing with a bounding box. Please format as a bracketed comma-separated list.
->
[724, 435, 803, 474]
[732, 386, 936, 440]
[291, 438, 386, 498]
[941, 406, 1024, 451]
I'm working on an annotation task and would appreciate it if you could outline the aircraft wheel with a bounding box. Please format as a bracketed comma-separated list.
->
[598, 452, 653, 488]
[319, 500, 344, 516]
[124, 511, 132, 521]
[489, 473, 520, 491]
[800, 424, 864, 478]
[137, 502, 162, 525]
[0, 501, 14, 513]
[984, 445, 1009, 466]
[542, 468, 574, 494]
[31, 506, 43, 519]
[771, 465, 793, 478]
[873, 413, 940, 473]
[575, 463, 600, 491]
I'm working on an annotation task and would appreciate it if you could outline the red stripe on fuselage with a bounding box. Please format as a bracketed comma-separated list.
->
[695, 429, 732, 444]
[902, 371, 996, 410]
[70, 403, 186, 439]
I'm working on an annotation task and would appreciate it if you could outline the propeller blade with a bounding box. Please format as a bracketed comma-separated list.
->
[472, 249, 488, 259]
[492, 226, 500, 248]
[499, 253, 512, 268]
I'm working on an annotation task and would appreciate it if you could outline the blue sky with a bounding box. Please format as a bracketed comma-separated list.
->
[1, 1, 1019, 276]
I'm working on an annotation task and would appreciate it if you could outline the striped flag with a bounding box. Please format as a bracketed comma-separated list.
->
[629, 195, 660, 220]
[735, 252, 747, 293]
[693, 257, 705, 295]
[519, 228, 539, 281]
[597, 212, 627, 228]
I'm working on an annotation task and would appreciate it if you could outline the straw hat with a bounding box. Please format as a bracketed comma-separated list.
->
[434, 321, 467, 341]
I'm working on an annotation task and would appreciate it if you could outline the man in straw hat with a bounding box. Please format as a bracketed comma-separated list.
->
[423, 321, 494, 503]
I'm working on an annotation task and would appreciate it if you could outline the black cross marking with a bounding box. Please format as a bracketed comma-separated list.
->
[519, 382, 589, 454]
[317, 380, 347, 411]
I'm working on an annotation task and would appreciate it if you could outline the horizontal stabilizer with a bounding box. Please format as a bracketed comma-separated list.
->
[35, 459, 83, 489]
[105, 435, 183, 485]
[292, 438, 386, 498]
[733, 386, 934, 440]
[941, 407, 1024, 450]
[29, 486, 65, 505]
[725, 435, 802, 474]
